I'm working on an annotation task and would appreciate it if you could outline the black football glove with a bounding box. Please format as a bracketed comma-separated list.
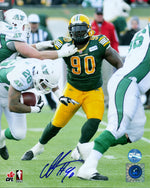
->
[37, 96, 44, 112]
[59, 96, 79, 106]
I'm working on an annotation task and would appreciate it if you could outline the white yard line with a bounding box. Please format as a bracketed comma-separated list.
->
[141, 137, 150, 143]
[28, 111, 150, 143]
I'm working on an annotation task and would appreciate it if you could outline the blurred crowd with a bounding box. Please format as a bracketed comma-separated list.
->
[14, 0, 150, 6]
[15, 0, 83, 6]
[125, 0, 150, 6]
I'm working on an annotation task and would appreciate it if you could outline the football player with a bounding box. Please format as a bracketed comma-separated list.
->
[0, 8, 77, 160]
[21, 14, 123, 164]
[77, 22, 150, 180]
[0, 58, 64, 160]
[0, 8, 77, 62]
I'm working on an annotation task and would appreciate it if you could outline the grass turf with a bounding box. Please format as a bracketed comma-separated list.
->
[0, 106, 150, 187]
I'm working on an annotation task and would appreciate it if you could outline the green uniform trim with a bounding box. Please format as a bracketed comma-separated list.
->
[115, 43, 150, 129]
[94, 130, 116, 154]
[0, 34, 17, 63]
[5, 128, 18, 140]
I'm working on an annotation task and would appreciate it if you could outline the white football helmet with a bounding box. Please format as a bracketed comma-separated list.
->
[33, 60, 59, 94]
[4, 8, 31, 38]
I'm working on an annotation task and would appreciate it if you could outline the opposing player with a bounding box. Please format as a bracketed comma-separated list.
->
[0, 58, 61, 160]
[21, 14, 123, 161]
[77, 23, 150, 180]
[0, 8, 77, 62]
[0, 8, 77, 160]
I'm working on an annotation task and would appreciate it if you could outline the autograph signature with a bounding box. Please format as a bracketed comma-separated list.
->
[39, 150, 83, 183]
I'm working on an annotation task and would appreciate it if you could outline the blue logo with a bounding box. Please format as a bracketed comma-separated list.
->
[126, 163, 145, 182]
[128, 149, 142, 163]
[128, 165, 142, 179]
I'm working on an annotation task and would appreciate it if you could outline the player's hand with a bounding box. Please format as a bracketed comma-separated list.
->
[30, 96, 44, 113]
[57, 43, 77, 58]
[59, 96, 79, 106]
[35, 40, 54, 50]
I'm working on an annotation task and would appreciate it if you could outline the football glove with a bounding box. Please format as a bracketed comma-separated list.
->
[59, 96, 79, 106]
[35, 40, 54, 50]
[30, 96, 44, 113]
[57, 43, 77, 58]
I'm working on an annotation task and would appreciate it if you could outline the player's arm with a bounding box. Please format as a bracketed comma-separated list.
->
[14, 41, 58, 60]
[14, 41, 77, 60]
[31, 40, 54, 50]
[8, 85, 44, 113]
[104, 46, 123, 69]
[8, 85, 31, 113]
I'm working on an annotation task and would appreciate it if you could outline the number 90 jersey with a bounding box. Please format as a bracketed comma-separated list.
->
[54, 35, 110, 91]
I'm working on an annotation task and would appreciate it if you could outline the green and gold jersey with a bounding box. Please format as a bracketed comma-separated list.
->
[54, 35, 110, 91]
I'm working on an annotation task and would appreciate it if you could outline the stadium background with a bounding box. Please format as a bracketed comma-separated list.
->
[0, 2, 150, 188]
[16, 5, 150, 102]
[23, 5, 150, 105]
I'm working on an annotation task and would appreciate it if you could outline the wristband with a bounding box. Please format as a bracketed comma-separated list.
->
[57, 50, 63, 58]
[30, 106, 39, 113]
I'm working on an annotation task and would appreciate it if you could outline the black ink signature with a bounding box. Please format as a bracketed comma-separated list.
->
[39, 150, 83, 183]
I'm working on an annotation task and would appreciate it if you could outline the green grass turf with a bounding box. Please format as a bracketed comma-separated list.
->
[0, 106, 150, 187]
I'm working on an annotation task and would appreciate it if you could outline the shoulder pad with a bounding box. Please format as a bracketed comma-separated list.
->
[63, 37, 72, 42]
[54, 37, 72, 50]
[90, 35, 99, 40]
[54, 39, 63, 50]
[98, 35, 110, 47]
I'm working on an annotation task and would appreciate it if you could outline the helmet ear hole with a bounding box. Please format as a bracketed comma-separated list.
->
[4, 8, 30, 38]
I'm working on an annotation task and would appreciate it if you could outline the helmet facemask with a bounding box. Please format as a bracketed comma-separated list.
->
[32, 62, 59, 95]
[69, 23, 90, 44]
[33, 77, 52, 95]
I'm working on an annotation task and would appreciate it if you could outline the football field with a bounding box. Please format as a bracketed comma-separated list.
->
[0, 106, 150, 188]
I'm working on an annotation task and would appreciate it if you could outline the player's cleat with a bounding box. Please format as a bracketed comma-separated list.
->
[0, 145, 9, 160]
[0, 130, 9, 160]
[21, 150, 34, 160]
[71, 142, 94, 161]
[21, 142, 44, 160]
[78, 172, 108, 181]
[77, 164, 108, 181]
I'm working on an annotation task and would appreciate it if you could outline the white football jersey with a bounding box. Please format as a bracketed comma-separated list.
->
[0, 58, 39, 98]
[113, 23, 150, 94]
[7, 58, 40, 91]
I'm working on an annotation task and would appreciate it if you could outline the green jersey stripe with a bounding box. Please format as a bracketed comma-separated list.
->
[115, 78, 132, 129]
